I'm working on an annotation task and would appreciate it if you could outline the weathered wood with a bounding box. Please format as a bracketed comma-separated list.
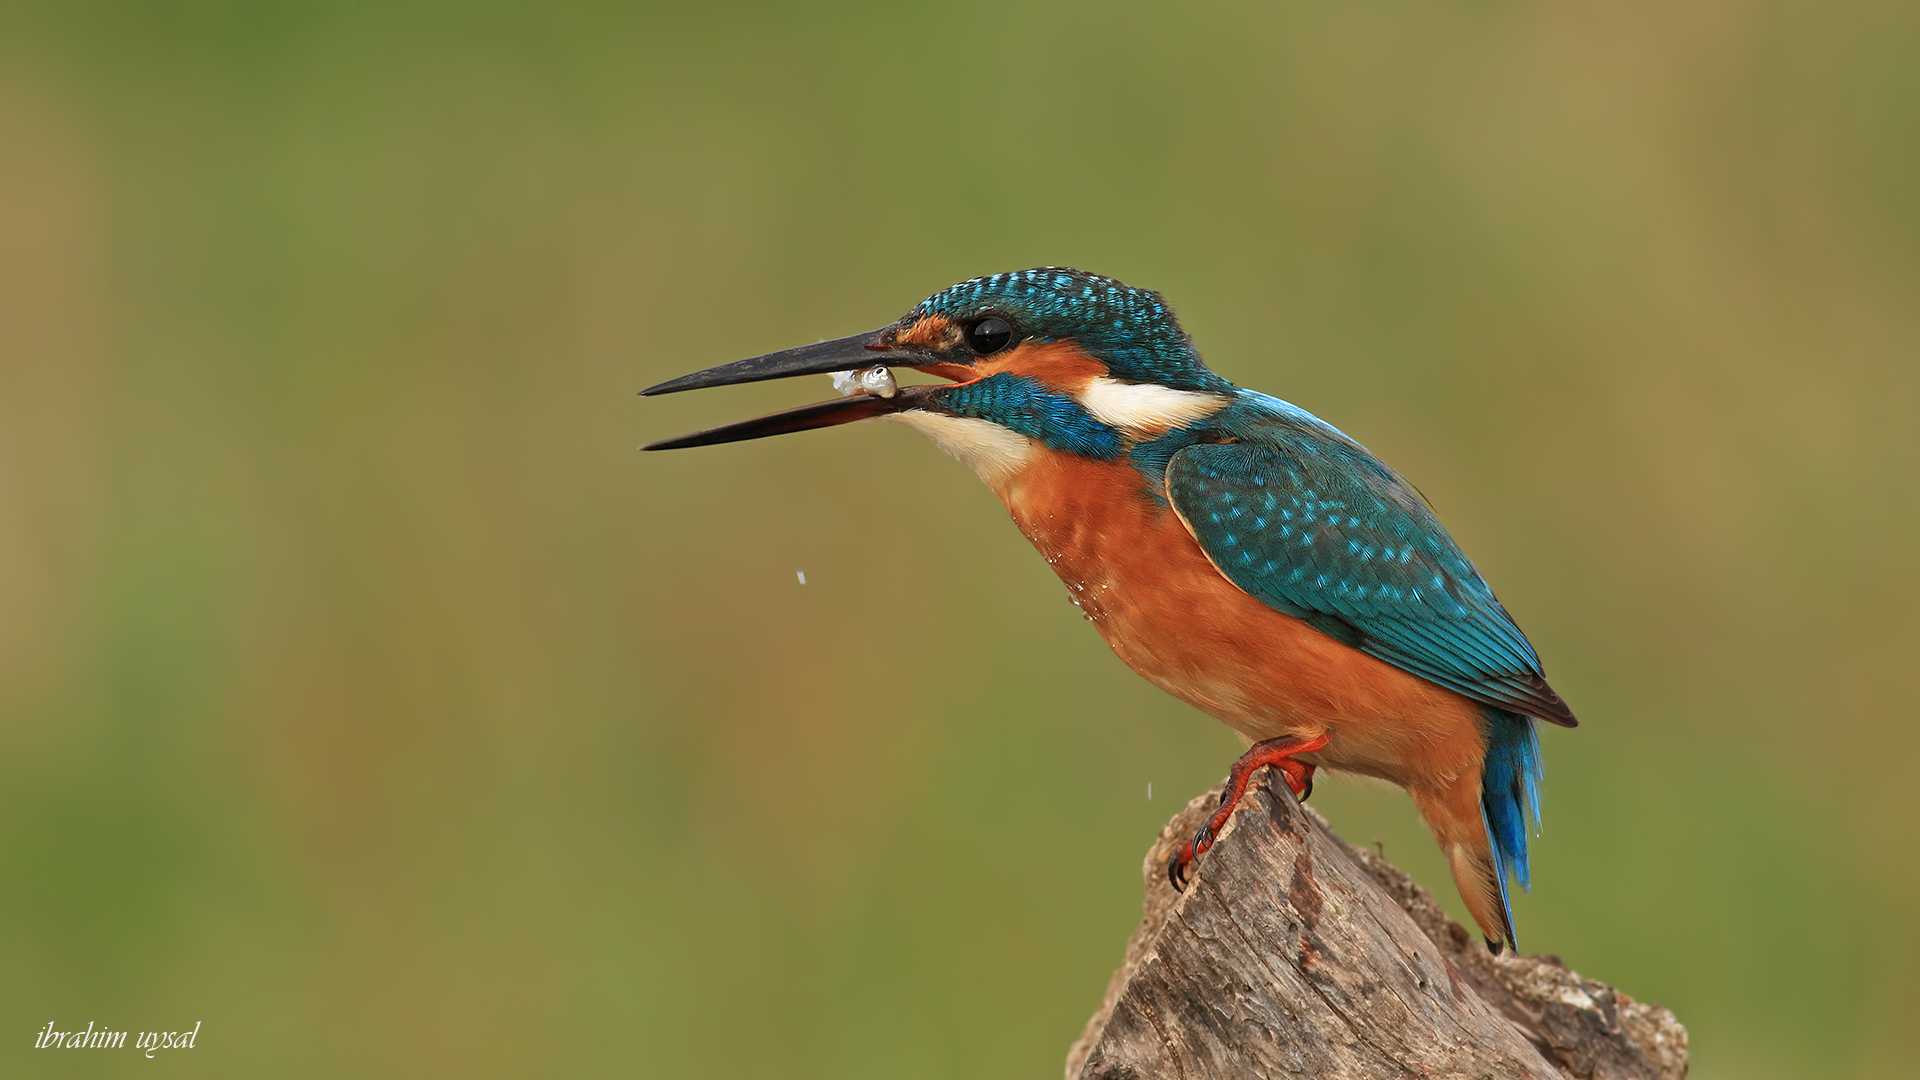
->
[1067, 775, 1688, 1079]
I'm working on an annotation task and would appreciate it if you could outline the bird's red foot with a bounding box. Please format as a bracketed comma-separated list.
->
[1166, 732, 1330, 892]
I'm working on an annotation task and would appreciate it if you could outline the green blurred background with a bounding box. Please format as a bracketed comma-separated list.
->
[2, 2, 1916, 1076]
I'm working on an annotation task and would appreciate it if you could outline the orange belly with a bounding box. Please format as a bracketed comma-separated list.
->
[994, 450, 1488, 793]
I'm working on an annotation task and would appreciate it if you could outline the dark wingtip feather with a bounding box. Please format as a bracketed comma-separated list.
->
[1507, 692, 1575, 727]
[1520, 675, 1578, 727]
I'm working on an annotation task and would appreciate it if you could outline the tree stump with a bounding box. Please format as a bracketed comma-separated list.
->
[1067, 773, 1688, 1079]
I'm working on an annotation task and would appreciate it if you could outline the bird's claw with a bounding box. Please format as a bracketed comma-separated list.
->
[1278, 759, 1316, 802]
[1166, 825, 1217, 892]
[1169, 744, 1323, 893]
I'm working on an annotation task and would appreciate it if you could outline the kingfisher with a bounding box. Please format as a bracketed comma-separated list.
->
[641, 268, 1575, 953]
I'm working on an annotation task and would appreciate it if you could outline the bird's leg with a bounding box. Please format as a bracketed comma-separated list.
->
[1167, 732, 1330, 892]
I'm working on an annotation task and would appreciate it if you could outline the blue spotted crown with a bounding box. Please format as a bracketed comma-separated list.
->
[910, 268, 1230, 393]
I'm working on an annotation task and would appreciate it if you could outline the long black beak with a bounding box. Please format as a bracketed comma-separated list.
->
[640, 383, 939, 450]
[642, 328, 935, 396]
[640, 327, 942, 451]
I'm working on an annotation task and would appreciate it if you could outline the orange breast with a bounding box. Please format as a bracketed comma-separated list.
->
[993, 450, 1488, 791]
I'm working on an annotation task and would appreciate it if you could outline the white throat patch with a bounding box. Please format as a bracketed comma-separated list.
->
[1076, 377, 1229, 437]
[886, 411, 1035, 487]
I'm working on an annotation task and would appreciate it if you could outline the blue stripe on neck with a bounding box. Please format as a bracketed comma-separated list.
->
[931, 374, 1126, 460]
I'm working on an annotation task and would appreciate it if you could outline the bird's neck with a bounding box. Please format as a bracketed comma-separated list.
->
[885, 411, 1038, 489]
[890, 357, 1235, 491]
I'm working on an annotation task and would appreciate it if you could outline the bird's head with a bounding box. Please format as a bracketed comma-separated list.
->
[643, 268, 1235, 482]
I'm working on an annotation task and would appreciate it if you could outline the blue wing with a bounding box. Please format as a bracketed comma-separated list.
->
[1164, 428, 1574, 726]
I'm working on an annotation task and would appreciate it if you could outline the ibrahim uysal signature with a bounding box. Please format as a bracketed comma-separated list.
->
[33, 1021, 200, 1057]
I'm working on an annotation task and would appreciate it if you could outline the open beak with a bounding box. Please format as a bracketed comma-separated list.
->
[639, 328, 941, 451]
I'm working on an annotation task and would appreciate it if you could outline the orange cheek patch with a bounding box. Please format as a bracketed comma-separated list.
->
[902, 331, 1109, 394]
[978, 341, 1110, 394]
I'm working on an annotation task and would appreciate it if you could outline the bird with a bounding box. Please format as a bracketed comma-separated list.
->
[641, 268, 1575, 953]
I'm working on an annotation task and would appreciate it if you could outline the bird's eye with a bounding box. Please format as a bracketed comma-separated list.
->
[966, 316, 1015, 356]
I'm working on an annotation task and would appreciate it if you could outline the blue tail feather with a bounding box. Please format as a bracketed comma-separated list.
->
[1480, 709, 1542, 944]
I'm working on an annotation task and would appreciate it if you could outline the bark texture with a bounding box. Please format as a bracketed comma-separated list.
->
[1067, 775, 1688, 1080]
